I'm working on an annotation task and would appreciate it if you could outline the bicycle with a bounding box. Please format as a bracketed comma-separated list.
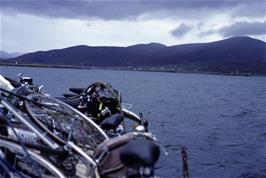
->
[0, 75, 161, 178]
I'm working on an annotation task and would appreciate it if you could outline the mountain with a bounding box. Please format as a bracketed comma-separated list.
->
[4, 37, 266, 75]
[0, 50, 24, 59]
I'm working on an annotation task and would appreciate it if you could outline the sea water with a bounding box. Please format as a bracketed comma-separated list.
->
[1, 66, 266, 178]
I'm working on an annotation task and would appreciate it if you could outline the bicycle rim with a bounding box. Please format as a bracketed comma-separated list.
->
[24, 93, 108, 150]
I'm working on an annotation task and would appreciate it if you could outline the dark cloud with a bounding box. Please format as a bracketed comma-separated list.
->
[218, 21, 266, 37]
[1, 0, 264, 20]
[170, 23, 192, 37]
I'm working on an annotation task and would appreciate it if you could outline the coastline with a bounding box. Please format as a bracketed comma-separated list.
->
[0, 63, 264, 77]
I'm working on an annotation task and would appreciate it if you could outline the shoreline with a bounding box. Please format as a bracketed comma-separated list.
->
[0, 63, 264, 77]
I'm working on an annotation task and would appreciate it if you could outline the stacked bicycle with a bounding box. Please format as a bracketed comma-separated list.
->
[0, 74, 160, 178]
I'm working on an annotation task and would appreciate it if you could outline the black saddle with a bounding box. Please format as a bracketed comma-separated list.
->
[100, 114, 123, 130]
[120, 137, 160, 168]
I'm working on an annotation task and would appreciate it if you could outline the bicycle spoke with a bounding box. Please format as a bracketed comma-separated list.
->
[24, 94, 107, 150]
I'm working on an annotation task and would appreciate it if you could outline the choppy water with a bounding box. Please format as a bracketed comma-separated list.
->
[1, 66, 266, 178]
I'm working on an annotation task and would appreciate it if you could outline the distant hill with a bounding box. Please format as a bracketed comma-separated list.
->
[4, 37, 266, 75]
[0, 50, 24, 59]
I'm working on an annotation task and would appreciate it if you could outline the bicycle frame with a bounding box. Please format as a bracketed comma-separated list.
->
[0, 97, 107, 176]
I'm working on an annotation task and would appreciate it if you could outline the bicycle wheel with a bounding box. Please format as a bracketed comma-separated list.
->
[0, 138, 66, 178]
[24, 93, 108, 150]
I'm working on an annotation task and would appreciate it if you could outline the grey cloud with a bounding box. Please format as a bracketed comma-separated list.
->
[231, 2, 266, 18]
[199, 29, 217, 37]
[218, 21, 266, 37]
[86, 22, 92, 27]
[171, 23, 192, 37]
[1, 0, 264, 20]
[197, 22, 204, 30]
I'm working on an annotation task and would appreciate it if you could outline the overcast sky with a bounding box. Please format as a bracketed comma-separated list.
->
[1, 0, 265, 52]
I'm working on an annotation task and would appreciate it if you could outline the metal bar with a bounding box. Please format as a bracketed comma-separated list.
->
[181, 147, 189, 178]
[1, 100, 59, 150]
[122, 108, 142, 124]
[67, 141, 97, 167]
